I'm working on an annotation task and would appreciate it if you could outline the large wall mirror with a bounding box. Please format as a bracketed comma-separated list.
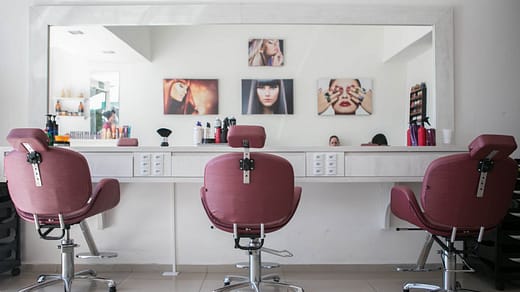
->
[29, 4, 453, 146]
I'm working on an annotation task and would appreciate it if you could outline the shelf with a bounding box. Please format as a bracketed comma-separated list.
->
[56, 114, 86, 117]
[54, 97, 86, 100]
[409, 83, 427, 123]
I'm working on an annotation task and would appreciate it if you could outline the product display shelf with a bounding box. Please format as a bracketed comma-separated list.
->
[464, 158, 520, 290]
[0, 182, 21, 276]
[409, 82, 427, 124]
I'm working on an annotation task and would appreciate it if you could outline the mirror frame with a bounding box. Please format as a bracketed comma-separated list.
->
[29, 4, 453, 134]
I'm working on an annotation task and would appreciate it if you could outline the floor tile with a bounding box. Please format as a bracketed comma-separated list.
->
[2, 266, 520, 291]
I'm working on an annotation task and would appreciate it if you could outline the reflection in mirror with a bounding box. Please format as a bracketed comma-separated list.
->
[48, 23, 433, 145]
[31, 5, 453, 145]
[90, 72, 119, 138]
[48, 25, 140, 138]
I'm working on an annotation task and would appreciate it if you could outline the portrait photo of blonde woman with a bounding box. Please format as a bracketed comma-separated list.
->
[248, 39, 285, 67]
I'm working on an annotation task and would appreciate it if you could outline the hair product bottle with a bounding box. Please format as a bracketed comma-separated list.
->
[193, 121, 202, 145]
[215, 118, 222, 144]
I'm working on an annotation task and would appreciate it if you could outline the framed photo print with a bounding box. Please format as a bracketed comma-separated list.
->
[317, 78, 373, 116]
[242, 79, 294, 115]
[163, 79, 218, 115]
[248, 39, 284, 67]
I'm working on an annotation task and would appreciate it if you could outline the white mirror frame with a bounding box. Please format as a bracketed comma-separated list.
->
[30, 4, 453, 133]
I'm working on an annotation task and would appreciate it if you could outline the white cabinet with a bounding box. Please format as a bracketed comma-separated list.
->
[171, 153, 220, 177]
[171, 152, 306, 178]
[75, 147, 462, 182]
[270, 152, 306, 177]
[344, 152, 445, 178]
[82, 152, 133, 178]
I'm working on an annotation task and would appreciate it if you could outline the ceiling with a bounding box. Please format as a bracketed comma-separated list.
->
[49, 25, 150, 63]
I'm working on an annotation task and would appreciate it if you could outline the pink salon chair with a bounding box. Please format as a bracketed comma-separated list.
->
[201, 125, 304, 292]
[391, 134, 517, 292]
[4, 128, 120, 292]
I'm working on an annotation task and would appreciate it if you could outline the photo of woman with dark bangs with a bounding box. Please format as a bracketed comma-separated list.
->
[242, 79, 293, 115]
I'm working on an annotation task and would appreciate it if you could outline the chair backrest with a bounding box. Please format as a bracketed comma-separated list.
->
[4, 128, 93, 217]
[421, 134, 517, 230]
[201, 125, 300, 234]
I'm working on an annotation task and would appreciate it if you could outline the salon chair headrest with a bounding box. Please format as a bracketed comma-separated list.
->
[227, 125, 266, 148]
[468, 134, 517, 160]
[7, 128, 49, 152]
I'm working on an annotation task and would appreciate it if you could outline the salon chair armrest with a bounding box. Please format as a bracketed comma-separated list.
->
[84, 178, 120, 218]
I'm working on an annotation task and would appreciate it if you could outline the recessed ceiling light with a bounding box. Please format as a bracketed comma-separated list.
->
[68, 30, 84, 35]
[102, 50, 116, 54]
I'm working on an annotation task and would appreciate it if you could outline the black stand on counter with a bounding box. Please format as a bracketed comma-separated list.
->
[0, 182, 21, 276]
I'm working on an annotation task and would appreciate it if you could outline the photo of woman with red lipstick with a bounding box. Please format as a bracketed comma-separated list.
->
[317, 78, 373, 115]
[242, 79, 293, 114]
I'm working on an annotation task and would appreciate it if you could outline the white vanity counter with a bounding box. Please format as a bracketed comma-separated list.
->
[63, 144, 465, 183]
[0, 144, 466, 270]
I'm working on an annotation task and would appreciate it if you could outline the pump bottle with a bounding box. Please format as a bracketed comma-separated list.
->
[193, 121, 203, 145]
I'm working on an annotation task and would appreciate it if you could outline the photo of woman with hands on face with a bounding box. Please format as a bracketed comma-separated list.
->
[317, 78, 373, 116]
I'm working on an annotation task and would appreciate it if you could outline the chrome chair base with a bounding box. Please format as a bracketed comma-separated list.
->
[19, 223, 117, 292]
[398, 233, 473, 292]
[213, 239, 303, 292]
[225, 260, 281, 285]
[77, 251, 118, 259]
[20, 269, 116, 292]
[403, 281, 462, 292]
[215, 280, 303, 292]
[224, 273, 281, 286]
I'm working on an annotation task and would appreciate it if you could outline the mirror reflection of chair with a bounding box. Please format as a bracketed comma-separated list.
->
[200, 125, 304, 292]
[4, 128, 120, 292]
[391, 134, 517, 292]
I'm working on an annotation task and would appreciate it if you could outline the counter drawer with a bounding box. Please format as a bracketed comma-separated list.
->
[306, 152, 344, 177]
[345, 153, 444, 177]
[171, 153, 219, 177]
[172, 152, 305, 178]
[81, 153, 133, 178]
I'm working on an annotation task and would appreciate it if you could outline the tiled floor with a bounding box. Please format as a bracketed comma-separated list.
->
[1, 265, 520, 292]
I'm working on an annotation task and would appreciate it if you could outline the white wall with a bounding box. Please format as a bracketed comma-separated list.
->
[2, 0, 520, 267]
[0, 1, 29, 140]
[2, 2, 520, 147]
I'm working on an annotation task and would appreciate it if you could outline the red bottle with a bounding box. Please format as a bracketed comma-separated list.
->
[418, 124, 426, 146]
[214, 118, 222, 144]
[215, 127, 221, 143]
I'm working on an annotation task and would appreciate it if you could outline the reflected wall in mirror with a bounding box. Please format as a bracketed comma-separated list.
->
[48, 25, 132, 138]
[32, 4, 453, 145]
